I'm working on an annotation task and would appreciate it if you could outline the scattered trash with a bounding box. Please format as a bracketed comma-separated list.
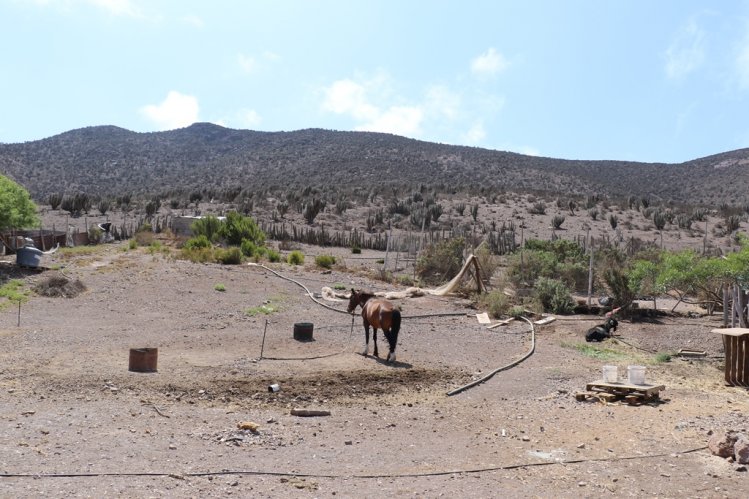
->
[290, 408, 331, 417]
[237, 421, 260, 432]
[268, 383, 281, 393]
[676, 348, 707, 358]
[475, 312, 491, 325]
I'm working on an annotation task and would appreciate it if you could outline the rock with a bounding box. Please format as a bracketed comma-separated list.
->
[708, 431, 738, 458]
[734, 434, 749, 464]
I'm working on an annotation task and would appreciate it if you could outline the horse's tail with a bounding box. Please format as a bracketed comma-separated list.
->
[391, 309, 401, 336]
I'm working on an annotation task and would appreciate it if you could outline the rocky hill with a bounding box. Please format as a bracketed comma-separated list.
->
[1, 123, 748, 207]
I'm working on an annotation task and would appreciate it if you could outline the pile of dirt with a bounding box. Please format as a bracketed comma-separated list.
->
[33, 273, 87, 298]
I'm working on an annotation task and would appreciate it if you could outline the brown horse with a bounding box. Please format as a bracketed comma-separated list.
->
[347, 289, 402, 363]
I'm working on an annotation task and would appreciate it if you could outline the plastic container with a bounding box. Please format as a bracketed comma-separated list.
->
[602, 365, 618, 383]
[627, 365, 646, 385]
[129, 348, 158, 373]
[293, 322, 314, 341]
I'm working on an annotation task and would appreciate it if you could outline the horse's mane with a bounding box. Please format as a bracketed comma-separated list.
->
[356, 290, 377, 301]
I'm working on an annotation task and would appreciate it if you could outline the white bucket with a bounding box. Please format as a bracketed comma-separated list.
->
[627, 365, 646, 385]
[602, 365, 618, 383]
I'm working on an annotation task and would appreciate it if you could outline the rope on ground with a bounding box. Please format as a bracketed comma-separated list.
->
[248, 263, 466, 319]
[446, 316, 536, 396]
[0, 446, 707, 480]
[248, 263, 350, 314]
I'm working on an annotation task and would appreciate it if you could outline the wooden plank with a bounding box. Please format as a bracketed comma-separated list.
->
[476, 312, 491, 324]
[711, 327, 749, 337]
[534, 316, 556, 325]
[487, 318, 515, 329]
[586, 380, 665, 396]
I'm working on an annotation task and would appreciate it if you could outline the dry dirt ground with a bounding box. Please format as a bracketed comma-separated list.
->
[1, 241, 748, 498]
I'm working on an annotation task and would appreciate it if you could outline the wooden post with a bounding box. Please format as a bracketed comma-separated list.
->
[723, 286, 729, 327]
[259, 319, 269, 360]
[703, 219, 708, 254]
[586, 230, 593, 306]
[17, 301, 21, 327]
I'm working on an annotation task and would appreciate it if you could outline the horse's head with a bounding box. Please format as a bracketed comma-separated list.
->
[606, 317, 618, 332]
[347, 289, 360, 314]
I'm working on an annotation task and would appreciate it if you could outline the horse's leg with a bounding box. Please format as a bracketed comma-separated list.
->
[361, 322, 370, 356]
[386, 310, 401, 363]
[372, 328, 379, 358]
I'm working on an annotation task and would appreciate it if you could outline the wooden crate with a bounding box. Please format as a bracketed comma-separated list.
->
[576, 380, 665, 405]
[711, 328, 749, 387]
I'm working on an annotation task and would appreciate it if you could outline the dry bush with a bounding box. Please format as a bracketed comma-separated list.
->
[34, 274, 87, 298]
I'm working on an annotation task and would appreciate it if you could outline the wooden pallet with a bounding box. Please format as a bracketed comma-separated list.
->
[575, 380, 665, 405]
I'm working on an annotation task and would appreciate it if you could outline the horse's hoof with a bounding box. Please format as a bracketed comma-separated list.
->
[387, 352, 396, 363]
[361, 345, 369, 356]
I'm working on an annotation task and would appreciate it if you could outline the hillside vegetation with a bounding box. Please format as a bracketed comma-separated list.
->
[2, 123, 749, 207]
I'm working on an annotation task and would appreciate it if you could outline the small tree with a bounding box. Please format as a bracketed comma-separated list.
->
[0, 175, 39, 235]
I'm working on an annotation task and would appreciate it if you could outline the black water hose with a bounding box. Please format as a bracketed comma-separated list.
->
[447, 316, 536, 396]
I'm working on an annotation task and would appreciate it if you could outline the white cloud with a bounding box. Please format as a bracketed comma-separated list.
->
[354, 106, 423, 137]
[471, 48, 509, 77]
[425, 85, 460, 119]
[140, 91, 199, 130]
[322, 77, 422, 137]
[518, 146, 540, 156]
[237, 109, 262, 128]
[461, 122, 485, 145]
[665, 18, 705, 79]
[322, 79, 379, 120]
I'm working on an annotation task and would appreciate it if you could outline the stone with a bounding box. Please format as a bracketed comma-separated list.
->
[708, 431, 738, 458]
[734, 434, 749, 464]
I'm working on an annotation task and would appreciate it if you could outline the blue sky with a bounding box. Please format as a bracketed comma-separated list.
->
[2, 0, 749, 163]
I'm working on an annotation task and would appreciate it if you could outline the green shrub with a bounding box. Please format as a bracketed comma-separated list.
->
[184, 234, 212, 250]
[88, 226, 102, 244]
[509, 305, 526, 318]
[416, 237, 465, 286]
[481, 290, 511, 318]
[128, 239, 137, 250]
[533, 277, 574, 314]
[287, 250, 304, 265]
[654, 352, 672, 363]
[220, 211, 266, 246]
[191, 215, 223, 242]
[265, 248, 281, 262]
[240, 238, 259, 258]
[214, 283, 226, 292]
[180, 246, 214, 263]
[315, 254, 336, 269]
[215, 247, 242, 265]
[351, 245, 362, 254]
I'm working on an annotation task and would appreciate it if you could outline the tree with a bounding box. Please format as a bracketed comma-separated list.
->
[0, 176, 39, 242]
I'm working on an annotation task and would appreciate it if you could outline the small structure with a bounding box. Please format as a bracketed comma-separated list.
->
[576, 379, 665, 405]
[710, 328, 749, 387]
[15, 237, 59, 268]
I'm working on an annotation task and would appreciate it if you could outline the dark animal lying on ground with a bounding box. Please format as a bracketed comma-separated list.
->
[585, 317, 618, 342]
